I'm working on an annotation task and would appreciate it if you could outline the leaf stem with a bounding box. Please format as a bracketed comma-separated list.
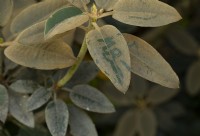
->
[56, 38, 88, 88]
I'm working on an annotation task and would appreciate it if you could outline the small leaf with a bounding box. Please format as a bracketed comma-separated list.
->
[146, 85, 179, 105]
[0, 85, 9, 123]
[5, 40, 76, 70]
[26, 87, 52, 111]
[70, 84, 115, 113]
[17, 21, 46, 45]
[45, 6, 89, 39]
[11, 0, 69, 34]
[186, 61, 200, 96]
[113, 0, 182, 27]
[10, 80, 40, 94]
[95, 0, 119, 11]
[68, 105, 98, 136]
[86, 25, 131, 93]
[67, 0, 90, 8]
[0, 0, 13, 26]
[123, 33, 179, 88]
[9, 90, 34, 128]
[45, 100, 69, 136]
[18, 125, 51, 136]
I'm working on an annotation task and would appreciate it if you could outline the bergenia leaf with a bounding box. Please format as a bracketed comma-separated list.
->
[86, 25, 131, 93]
[4, 40, 76, 70]
[0, 85, 9, 123]
[45, 6, 89, 39]
[113, 0, 182, 27]
[123, 33, 179, 88]
[70, 84, 115, 113]
[45, 100, 69, 136]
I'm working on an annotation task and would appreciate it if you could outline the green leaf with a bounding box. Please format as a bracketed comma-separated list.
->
[10, 0, 68, 34]
[113, 0, 182, 27]
[4, 40, 76, 70]
[123, 33, 179, 88]
[26, 87, 52, 111]
[45, 100, 69, 136]
[70, 84, 115, 113]
[0, 0, 13, 26]
[18, 125, 51, 136]
[95, 0, 119, 11]
[146, 85, 179, 105]
[68, 105, 98, 136]
[16, 21, 46, 45]
[186, 61, 200, 96]
[45, 6, 89, 39]
[0, 85, 9, 123]
[67, 0, 90, 8]
[9, 90, 34, 128]
[10, 80, 40, 94]
[86, 25, 131, 93]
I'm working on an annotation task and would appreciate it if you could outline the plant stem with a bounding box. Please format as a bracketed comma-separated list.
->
[56, 38, 88, 88]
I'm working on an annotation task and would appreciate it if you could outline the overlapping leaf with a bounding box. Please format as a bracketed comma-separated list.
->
[45, 100, 69, 136]
[123, 33, 179, 88]
[186, 61, 200, 96]
[113, 0, 182, 27]
[0, 85, 9, 123]
[45, 6, 89, 39]
[70, 84, 115, 113]
[67, 0, 90, 8]
[4, 40, 76, 70]
[11, 0, 68, 34]
[10, 80, 40, 94]
[9, 90, 34, 128]
[95, 0, 119, 11]
[68, 105, 98, 136]
[86, 25, 131, 93]
[26, 87, 52, 111]
[0, 0, 13, 26]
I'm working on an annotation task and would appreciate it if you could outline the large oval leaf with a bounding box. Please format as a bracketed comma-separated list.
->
[186, 61, 200, 96]
[86, 25, 131, 93]
[9, 90, 34, 128]
[10, 0, 69, 34]
[0, 85, 9, 123]
[4, 40, 76, 70]
[113, 0, 182, 27]
[70, 84, 115, 113]
[10, 80, 40, 94]
[26, 87, 52, 111]
[68, 105, 98, 136]
[0, 0, 13, 26]
[45, 6, 89, 39]
[67, 0, 90, 8]
[45, 100, 69, 136]
[123, 33, 179, 88]
[95, 0, 119, 11]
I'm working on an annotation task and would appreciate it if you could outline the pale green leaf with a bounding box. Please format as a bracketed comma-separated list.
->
[67, 0, 90, 8]
[113, 0, 182, 27]
[9, 90, 34, 128]
[0, 0, 13, 26]
[11, 0, 69, 34]
[0, 85, 9, 123]
[95, 0, 119, 11]
[26, 87, 52, 111]
[123, 33, 179, 88]
[4, 40, 76, 70]
[68, 105, 98, 136]
[70, 84, 115, 113]
[45, 6, 89, 39]
[186, 61, 200, 96]
[86, 25, 131, 93]
[146, 85, 179, 105]
[10, 80, 40, 94]
[45, 100, 69, 136]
